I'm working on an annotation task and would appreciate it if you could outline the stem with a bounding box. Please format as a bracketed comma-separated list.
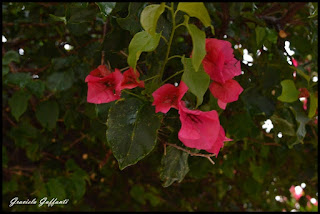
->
[122, 90, 146, 100]
[165, 142, 216, 165]
[144, 74, 160, 82]
[159, 2, 176, 81]
[167, 55, 182, 61]
[162, 70, 184, 83]
[161, 35, 168, 44]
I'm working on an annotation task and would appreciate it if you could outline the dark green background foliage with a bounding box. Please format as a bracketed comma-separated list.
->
[2, 2, 318, 211]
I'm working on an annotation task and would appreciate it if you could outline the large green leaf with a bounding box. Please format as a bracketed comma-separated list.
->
[8, 90, 31, 121]
[36, 100, 59, 130]
[96, 2, 116, 17]
[160, 146, 189, 187]
[106, 98, 161, 170]
[277, 79, 300, 103]
[186, 22, 206, 72]
[140, 3, 165, 35]
[127, 31, 161, 70]
[26, 81, 45, 98]
[177, 2, 213, 34]
[181, 57, 210, 107]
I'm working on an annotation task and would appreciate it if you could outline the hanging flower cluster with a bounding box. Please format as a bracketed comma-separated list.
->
[152, 38, 242, 156]
[85, 65, 144, 104]
[85, 38, 243, 157]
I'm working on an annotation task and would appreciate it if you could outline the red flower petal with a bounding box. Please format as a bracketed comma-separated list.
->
[205, 126, 232, 156]
[209, 79, 243, 109]
[178, 101, 221, 152]
[89, 65, 111, 77]
[202, 38, 241, 83]
[85, 66, 123, 104]
[120, 67, 145, 90]
[152, 81, 188, 113]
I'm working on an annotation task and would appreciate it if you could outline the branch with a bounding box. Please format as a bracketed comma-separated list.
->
[279, 2, 307, 27]
[164, 142, 216, 165]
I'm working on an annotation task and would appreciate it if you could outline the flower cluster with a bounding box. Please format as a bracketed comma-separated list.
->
[152, 38, 242, 155]
[85, 65, 144, 104]
[203, 38, 243, 109]
[85, 38, 243, 156]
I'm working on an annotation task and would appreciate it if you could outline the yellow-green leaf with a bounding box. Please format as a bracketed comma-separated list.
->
[140, 3, 165, 35]
[308, 92, 318, 118]
[127, 31, 161, 70]
[277, 79, 300, 103]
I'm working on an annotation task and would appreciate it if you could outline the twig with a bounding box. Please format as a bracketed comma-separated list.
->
[164, 142, 216, 165]
[69, 133, 88, 148]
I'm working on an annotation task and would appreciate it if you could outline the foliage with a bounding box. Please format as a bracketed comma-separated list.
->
[2, 2, 318, 212]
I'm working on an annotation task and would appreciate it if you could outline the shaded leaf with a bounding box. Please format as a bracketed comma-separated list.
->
[271, 114, 296, 136]
[47, 178, 66, 200]
[308, 92, 318, 118]
[106, 98, 161, 170]
[8, 90, 31, 121]
[96, 2, 116, 17]
[26, 80, 45, 98]
[36, 100, 59, 130]
[46, 70, 74, 92]
[4, 72, 32, 88]
[117, 2, 145, 35]
[2, 50, 20, 65]
[160, 146, 189, 187]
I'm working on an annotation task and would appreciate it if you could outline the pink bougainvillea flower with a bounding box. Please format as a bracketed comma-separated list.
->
[202, 38, 242, 83]
[152, 81, 188, 113]
[178, 101, 231, 155]
[292, 58, 298, 67]
[209, 79, 243, 109]
[85, 66, 123, 104]
[205, 126, 232, 156]
[289, 185, 304, 201]
[89, 64, 111, 77]
[120, 67, 145, 90]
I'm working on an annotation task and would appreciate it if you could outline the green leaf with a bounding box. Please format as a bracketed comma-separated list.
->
[140, 3, 165, 35]
[270, 114, 296, 136]
[68, 6, 97, 24]
[96, 2, 116, 17]
[49, 14, 67, 24]
[255, 26, 266, 47]
[160, 146, 189, 187]
[127, 31, 161, 70]
[47, 178, 66, 200]
[130, 185, 146, 205]
[2, 65, 9, 76]
[8, 90, 31, 121]
[289, 104, 310, 148]
[117, 2, 145, 35]
[308, 92, 318, 118]
[4, 72, 32, 88]
[26, 80, 45, 98]
[2, 50, 20, 65]
[36, 100, 59, 130]
[95, 102, 114, 122]
[46, 71, 74, 92]
[106, 98, 161, 170]
[181, 57, 210, 107]
[186, 22, 206, 72]
[177, 2, 212, 28]
[277, 79, 300, 103]
[266, 27, 278, 44]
